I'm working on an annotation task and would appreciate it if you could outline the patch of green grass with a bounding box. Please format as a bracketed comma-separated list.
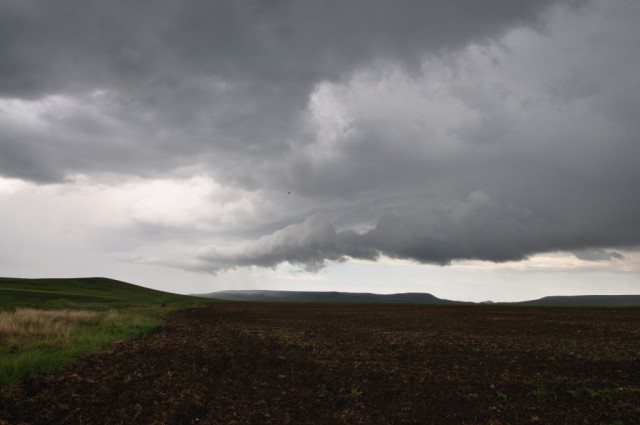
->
[1, 309, 154, 386]
[0, 277, 212, 388]
[317, 384, 331, 398]
[350, 387, 363, 398]
[533, 383, 553, 398]
[496, 390, 508, 401]
[567, 388, 581, 398]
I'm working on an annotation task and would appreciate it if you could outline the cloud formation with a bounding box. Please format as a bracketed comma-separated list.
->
[0, 0, 562, 181]
[2, 0, 640, 275]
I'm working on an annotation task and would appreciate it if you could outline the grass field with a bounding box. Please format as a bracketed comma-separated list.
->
[0, 277, 210, 388]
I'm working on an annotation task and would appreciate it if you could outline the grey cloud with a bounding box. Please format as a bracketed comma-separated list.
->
[194, 215, 353, 273]
[574, 249, 624, 262]
[360, 192, 543, 264]
[188, 191, 558, 270]
[0, 132, 64, 182]
[194, 185, 640, 272]
[3, 0, 640, 272]
[1, 0, 562, 96]
[0, 0, 565, 183]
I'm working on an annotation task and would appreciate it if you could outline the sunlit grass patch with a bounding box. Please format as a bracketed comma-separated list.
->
[0, 308, 99, 341]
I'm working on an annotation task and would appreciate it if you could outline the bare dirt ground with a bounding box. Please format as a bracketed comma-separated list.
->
[2, 303, 639, 424]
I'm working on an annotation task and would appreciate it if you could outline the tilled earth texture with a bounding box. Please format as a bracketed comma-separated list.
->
[2, 304, 639, 424]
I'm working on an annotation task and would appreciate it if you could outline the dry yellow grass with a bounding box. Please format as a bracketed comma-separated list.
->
[0, 309, 99, 340]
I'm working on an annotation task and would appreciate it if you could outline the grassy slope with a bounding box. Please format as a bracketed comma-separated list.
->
[0, 277, 200, 310]
[0, 277, 211, 388]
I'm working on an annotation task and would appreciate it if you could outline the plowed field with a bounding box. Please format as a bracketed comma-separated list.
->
[2, 303, 639, 424]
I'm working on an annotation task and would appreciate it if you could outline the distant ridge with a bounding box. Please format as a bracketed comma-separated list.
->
[197, 290, 640, 306]
[197, 290, 462, 304]
[518, 295, 640, 307]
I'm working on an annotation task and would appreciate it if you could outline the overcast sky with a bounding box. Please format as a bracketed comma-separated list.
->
[1, 0, 639, 301]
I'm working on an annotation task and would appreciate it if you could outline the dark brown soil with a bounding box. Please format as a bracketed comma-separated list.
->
[2, 303, 639, 424]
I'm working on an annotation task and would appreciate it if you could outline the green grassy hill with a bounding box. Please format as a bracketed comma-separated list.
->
[0, 277, 197, 310]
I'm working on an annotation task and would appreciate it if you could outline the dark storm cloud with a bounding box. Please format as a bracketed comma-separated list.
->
[0, 0, 563, 181]
[192, 189, 639, 273]
[0, 0, 561, 96]
[4, 0, 640, 272]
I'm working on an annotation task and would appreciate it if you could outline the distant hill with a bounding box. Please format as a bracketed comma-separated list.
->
[0, 276, 197, 309]
[196, 290, 462, 304]
[518, 295, 640, 307]
[198, 290, 640, 306]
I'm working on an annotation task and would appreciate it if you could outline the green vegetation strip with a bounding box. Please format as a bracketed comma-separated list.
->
[0, 277, 210, 388]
